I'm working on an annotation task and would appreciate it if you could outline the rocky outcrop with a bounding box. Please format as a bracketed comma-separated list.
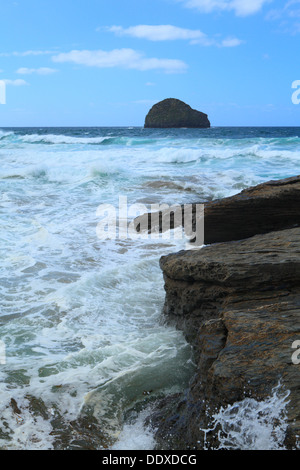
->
[144, 99, 210, 129]
[203, 175, 300, 244]
[135, 175, 300, 244]
[148, 177, 300, 450]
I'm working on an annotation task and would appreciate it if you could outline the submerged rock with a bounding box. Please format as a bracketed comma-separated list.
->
[149, 176, 300, 450]
[144, 98, 210, 129]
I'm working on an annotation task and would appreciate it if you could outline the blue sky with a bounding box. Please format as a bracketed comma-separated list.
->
[0, 0, 299, 126]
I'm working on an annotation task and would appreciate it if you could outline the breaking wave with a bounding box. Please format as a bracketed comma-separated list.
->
[201, 384, 291, 450]
[1, 126, 299, 450]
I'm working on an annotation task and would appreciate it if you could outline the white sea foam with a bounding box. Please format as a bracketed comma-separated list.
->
[201, 384, 291, 450]
[19, 133, 111, 145]
[111, 409, 156, 450]
[0, 389, 55, 450]
[0, 127, 299, 449]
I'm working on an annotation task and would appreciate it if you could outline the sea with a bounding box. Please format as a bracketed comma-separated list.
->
[0, 126, 299, 450]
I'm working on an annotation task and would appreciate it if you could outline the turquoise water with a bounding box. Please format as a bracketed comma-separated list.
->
[0, 127, 299, 449]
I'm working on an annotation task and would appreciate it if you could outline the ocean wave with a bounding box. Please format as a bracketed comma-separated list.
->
[6, 133, 160, 147]
[1, 126, 299, 450]
[0, 166, 49, 181]
[19, 134, 114, 145]
[1, 129, 299, 152]
[0, 130, 15, 140]
[149, 144, 300, 164]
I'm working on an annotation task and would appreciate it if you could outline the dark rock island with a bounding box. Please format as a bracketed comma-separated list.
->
[144, 98, 210, 129]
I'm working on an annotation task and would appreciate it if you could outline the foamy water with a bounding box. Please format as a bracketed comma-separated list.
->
[0, 127, 299, 449]
[201, 384, 291, 450]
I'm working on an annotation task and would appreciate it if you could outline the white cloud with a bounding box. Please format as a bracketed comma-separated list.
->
[52, 49, 187, 73]
[16, 67, 58, 75]
[107, 24, 208, 42]
[180, 0, 272, 16]
[3, 79, 29, 86]
[266, 1, 300, 34]
[220, 37, 244, 47]
[0, 50, 56, 57]
[106, 24, 243, 47]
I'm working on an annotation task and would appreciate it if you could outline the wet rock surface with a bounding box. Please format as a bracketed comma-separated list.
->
[203, 175, 300, 244]
[135, 175, 300, 244]
[149, 177, 300, 450]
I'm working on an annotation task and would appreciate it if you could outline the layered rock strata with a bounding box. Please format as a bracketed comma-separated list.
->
[148, 177, 300, 450]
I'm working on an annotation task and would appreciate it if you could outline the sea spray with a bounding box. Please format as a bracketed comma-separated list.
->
[111, 407, 156, 450]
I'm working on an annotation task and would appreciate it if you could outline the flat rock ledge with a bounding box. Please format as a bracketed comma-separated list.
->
[135, 175, 300, 244]
[147, 177, 300, 450]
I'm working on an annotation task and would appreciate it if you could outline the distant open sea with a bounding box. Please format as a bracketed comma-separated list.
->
[0, 126, 299, 449]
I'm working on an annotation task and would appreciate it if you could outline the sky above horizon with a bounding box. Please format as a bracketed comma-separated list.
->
[0, 0, 300, 127]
